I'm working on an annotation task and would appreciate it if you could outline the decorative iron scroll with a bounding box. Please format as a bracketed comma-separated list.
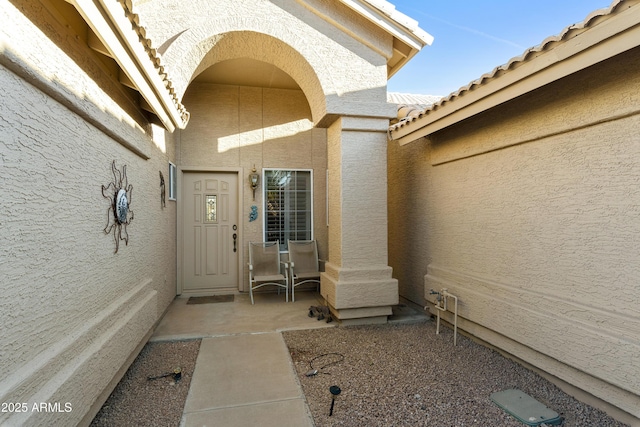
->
[102, 160, 134, 253]
[159, 171, 166, 208]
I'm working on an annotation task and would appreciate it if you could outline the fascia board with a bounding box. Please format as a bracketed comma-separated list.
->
[70, 0, 184, 132]
[338, 0, 433, 50]
[393, 3, 640, 145]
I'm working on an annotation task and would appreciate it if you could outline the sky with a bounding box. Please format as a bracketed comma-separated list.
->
[387, 0, 614, 96]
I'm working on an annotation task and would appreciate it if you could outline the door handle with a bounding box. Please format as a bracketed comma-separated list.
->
[233, 233, 237, 252]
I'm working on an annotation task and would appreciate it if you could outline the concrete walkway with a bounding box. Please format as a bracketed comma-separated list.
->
[182, 333, 313, 427]
[150, 291, 428, 427]
[151, 291, 332, 427]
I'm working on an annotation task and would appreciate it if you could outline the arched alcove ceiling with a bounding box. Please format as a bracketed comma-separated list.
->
[170, 31, 331, 125]
[194, 58, 300, 91]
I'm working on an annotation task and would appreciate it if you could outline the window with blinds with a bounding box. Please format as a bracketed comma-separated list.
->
[264, 169, 313, 251]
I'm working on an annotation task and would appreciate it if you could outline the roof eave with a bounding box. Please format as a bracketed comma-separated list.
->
[69, 0, 190, 132]
[338, 0, 433, 78]
[390, 0, 640, 145]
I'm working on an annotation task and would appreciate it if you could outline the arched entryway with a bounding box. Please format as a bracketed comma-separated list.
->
[176, 49, 327, 296]
[134, 0, 422, 323]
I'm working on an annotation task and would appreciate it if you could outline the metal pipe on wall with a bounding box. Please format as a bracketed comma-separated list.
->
[429, 288, 459, 346]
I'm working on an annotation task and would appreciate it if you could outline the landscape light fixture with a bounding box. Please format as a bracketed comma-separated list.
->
[329, 385, 341, 416]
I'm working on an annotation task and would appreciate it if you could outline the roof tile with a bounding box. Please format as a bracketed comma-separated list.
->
[389, 0, 632, 132]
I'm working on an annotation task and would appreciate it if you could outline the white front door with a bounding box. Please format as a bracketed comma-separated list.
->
[182, 171, 239, 293]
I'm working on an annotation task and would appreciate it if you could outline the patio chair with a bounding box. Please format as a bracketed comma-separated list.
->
[248, 241, 288, 304]
[288, 240, 321, 302]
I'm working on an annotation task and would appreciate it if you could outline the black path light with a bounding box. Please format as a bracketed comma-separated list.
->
[329, 385, 341, 416]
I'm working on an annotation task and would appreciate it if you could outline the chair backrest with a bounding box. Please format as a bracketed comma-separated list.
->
[288, 240, 319, 273]
[249, 241, 281, 276]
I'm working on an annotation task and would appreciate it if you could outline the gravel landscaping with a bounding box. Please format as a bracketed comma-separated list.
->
[90, 339, 201, 427]
[283, 322, 629, 427]
[89, 321, 630, 426]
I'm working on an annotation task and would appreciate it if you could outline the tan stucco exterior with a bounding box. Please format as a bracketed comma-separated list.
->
[135, 0, 412, 320]
[14, 0, 639, 424]
[177, 82, 329, 292]
[1, 0, 429, 424]
[389, 42, 640, 424]
[134, 0, 409, 125]
[1, 1, 179, 425]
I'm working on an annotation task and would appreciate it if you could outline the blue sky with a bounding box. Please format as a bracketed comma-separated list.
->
[387, 0, 613, 96]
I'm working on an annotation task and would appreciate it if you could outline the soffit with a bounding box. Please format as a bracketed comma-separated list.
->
[67, 0, 190, 131]
[194, 58, 300, 90]
[389, 0, 640, 144]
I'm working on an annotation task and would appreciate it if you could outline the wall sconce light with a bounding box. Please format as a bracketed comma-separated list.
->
[249, 165, 259, 201]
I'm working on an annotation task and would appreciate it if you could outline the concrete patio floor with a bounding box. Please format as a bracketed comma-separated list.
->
[151, 291, 334, 341]
[149, 291, 428, 427]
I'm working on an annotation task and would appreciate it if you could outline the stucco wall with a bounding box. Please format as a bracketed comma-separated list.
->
[178, 82, 328, 290]
[134, 0, 391, 125]
[1, 2, 177, 425]
[388, 47, 640, 420]
[137, 0, 399, 319]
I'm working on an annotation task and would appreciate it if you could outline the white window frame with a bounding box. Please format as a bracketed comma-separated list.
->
[263, 168, 314, 252]
[168, 162, 177, 201]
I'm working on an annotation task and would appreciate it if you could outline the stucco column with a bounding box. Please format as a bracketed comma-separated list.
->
[321, 115, 398, 324]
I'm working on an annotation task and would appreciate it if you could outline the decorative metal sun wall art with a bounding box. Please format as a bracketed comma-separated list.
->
[102, 160, 134, 253]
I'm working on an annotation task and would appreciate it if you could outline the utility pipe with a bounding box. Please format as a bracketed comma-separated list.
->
[429, 288, 459, 346]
